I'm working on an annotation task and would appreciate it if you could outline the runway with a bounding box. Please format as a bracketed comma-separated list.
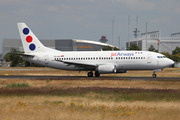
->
[0, 75, 180, 81]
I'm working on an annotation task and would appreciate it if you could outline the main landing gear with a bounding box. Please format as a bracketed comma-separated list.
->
[87, 71, 93, 77]
[87, 71, 100, 77]
[95, 71, 100, 77]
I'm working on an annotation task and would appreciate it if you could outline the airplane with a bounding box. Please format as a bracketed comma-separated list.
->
[9, 23, 174, 78]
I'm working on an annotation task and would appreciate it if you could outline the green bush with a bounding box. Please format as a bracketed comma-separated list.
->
[6, 83, 30, 88]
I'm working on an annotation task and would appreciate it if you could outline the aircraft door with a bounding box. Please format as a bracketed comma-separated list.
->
[44, 55, 49, 65]
[147, 54, 152, 63]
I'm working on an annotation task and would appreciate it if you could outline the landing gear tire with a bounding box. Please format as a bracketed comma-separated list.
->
[95, 72, 100, 77]
[87, 72, 93, 77]
[152, 74, 157, 78]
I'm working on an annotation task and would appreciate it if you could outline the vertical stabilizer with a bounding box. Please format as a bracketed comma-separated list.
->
[17, 23, 49, 53]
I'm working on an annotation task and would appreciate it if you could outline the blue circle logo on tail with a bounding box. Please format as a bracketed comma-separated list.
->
[23, 28, 29, 35]
[29, 44, 36, 51]
[23, 27, 36, 51]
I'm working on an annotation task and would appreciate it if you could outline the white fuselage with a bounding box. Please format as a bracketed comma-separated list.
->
[22, 50, 174, 71]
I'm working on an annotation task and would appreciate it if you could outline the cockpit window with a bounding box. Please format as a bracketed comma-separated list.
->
[157, 56, 166, 58]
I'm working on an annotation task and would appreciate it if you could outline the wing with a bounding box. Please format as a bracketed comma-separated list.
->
[55, 60, 97, 70]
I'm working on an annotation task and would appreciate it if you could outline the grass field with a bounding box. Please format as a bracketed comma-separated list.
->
[1, 96, 180, 120]
[0, 67, 180, 120]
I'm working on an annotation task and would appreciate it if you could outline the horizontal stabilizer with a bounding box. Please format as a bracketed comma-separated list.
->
[8, 52, 34, 57]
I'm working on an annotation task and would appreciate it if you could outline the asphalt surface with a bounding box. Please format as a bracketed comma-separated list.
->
[0, 75, 180, 81]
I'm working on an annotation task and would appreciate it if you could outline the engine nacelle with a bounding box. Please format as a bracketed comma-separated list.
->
[97, 64, 117, 74]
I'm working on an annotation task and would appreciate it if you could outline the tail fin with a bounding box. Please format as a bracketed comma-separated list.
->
[17, 23, 49, 53]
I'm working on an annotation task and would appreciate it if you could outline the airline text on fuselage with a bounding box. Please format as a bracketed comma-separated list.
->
[111, 52, 134, 57]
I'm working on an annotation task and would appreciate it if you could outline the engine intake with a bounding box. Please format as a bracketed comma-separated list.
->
[97, 64, 117, 74]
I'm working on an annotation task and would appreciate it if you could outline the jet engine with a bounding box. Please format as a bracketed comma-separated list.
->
[97, 64, 117, 74]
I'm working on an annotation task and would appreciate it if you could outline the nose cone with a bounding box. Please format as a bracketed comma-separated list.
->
[167, 59, 174, 66]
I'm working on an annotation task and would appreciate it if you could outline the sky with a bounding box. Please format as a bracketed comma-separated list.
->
[0, 0, 180, 53]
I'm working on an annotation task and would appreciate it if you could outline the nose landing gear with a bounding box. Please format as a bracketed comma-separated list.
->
[152, 69, 162, 78]
[152, 73, 157, 78]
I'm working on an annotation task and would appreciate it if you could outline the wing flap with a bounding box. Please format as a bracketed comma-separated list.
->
[55, 60, 97, 70]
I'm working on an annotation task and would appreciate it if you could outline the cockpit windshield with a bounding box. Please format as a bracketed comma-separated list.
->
[157, 56, 166, 58]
